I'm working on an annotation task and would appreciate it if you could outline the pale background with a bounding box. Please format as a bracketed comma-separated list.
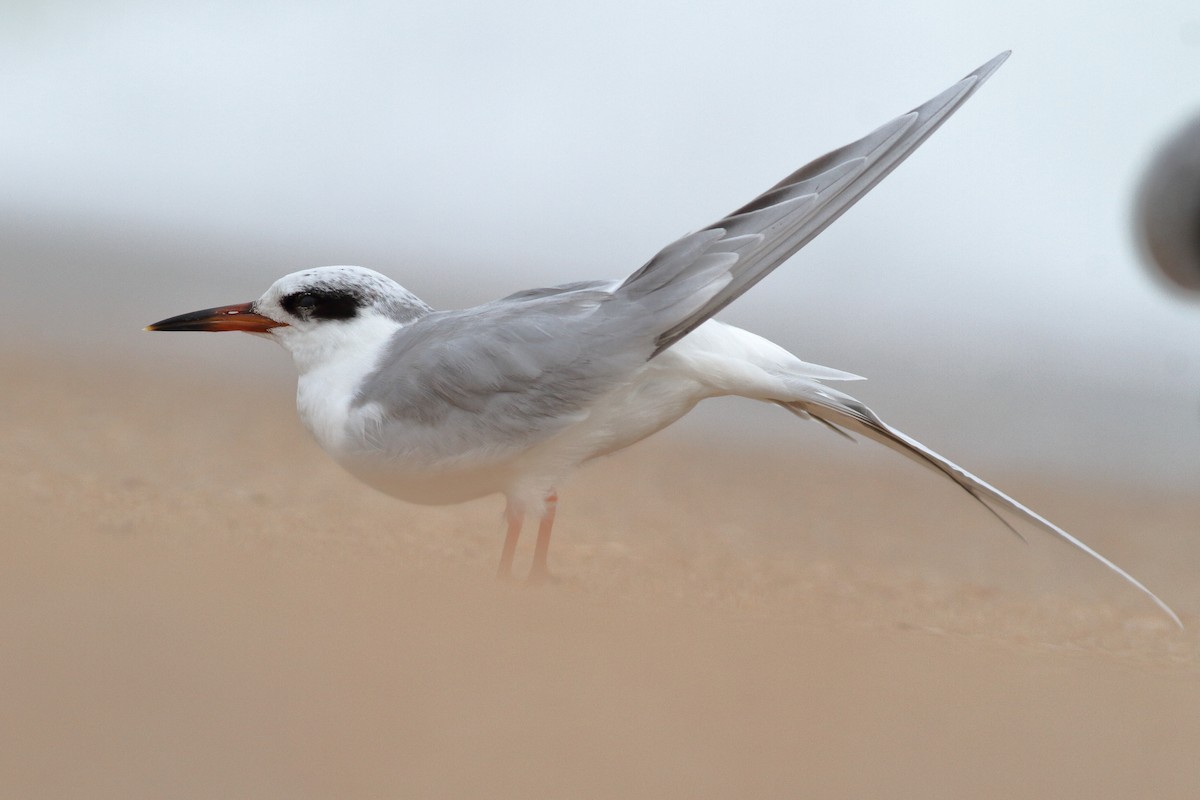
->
[4, 0, 1200, 486]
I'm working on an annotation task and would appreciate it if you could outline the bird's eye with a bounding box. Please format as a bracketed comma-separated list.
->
[281, 288, 359, 320]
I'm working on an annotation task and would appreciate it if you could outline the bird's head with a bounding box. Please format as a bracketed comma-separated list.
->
[146, 265, 433, 369]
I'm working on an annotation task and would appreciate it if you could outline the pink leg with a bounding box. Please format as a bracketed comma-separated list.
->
[528, 490, 558, 584]
[497, 503, 524, 580]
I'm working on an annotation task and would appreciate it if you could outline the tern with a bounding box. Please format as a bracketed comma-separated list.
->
[147, 52, 1181, 627]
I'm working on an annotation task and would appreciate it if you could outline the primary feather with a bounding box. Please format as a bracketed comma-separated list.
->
[619, 51, 1010, 357]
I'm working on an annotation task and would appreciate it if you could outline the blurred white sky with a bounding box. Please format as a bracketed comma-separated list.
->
[3, 0, 1200, 484]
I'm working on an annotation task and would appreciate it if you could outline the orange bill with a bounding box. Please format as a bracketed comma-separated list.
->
[145, 303, 285, 333]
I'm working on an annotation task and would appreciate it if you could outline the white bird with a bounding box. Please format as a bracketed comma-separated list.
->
[147, 52, 1182, 627]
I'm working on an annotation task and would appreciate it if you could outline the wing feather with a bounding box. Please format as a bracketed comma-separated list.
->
[614, 52, 1011, 358]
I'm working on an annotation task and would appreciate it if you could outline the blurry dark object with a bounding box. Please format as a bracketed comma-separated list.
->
[1135, 113, 1200, 291]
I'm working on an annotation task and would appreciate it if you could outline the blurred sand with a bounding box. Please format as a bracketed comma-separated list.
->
[2, 346, 1199, 798]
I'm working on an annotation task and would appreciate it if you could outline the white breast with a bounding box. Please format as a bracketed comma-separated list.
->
[287, 314, 403, 455]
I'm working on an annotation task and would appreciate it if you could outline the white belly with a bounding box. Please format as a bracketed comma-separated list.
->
[338, 456, 514, 505]
[307, 356, 707, 508]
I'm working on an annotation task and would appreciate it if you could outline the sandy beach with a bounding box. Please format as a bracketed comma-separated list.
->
[2, 345, 1198, 798]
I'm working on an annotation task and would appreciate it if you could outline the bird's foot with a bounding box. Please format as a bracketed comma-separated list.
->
[525, 564, 559, 586]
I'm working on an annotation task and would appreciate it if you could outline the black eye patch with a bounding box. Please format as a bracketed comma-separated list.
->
[281, 289, 360, 320]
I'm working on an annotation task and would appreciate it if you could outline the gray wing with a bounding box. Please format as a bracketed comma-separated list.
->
[500, 280, 620, 302]
[355, 54, 1008, 451]
[354, 289, 641, 447]
[776, 390, 1183, 628]
[616, 52, 1009, 358]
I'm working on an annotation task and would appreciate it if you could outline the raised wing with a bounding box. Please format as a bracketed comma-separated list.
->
[617, 52, 1010, 358]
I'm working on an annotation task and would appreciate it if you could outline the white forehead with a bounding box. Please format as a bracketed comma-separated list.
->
[263, 265, 400, 299]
